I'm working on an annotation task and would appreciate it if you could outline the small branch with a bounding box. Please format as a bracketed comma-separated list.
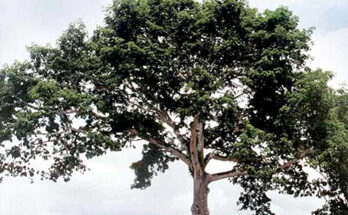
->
[125, 80, 188, 153]
[279, 149, 311, 171]
[13, 95, 41, 111]
[158, 111, 188, 152]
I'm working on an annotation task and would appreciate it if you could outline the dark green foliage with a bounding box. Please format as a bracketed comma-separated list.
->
[0, 0, 347, 214]
[130, 144, 175, 189]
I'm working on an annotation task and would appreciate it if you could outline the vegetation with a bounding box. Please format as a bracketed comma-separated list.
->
[1, 0, 347, 214]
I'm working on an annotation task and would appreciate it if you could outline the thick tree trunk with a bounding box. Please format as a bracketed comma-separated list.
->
[191, 175, 210, 215]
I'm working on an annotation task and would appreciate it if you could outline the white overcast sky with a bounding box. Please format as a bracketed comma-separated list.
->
[0, 0, 347, 215]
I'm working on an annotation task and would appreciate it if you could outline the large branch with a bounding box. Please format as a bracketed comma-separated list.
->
[204, 152, 238, 168]
[208, 149, 312, 183]
[190, 116, 203, 176]
[128, 129, 192, 169]
[208, 169, 247, 182]
[197, 121, 204, 160]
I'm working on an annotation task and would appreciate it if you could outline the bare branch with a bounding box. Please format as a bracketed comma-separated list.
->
[159, 111, 187, 145]
[128, 129, 192, 169]
[204, 152, 238, 168]
[208, 169, 247, 182]
[125, 80, 188, 152]
[207, 149, 312, 183]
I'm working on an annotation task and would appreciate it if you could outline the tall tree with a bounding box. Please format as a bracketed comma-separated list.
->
[0, 0, 347, 214]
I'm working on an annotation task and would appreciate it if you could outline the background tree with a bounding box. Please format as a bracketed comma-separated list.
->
[0, 0, 347, 214]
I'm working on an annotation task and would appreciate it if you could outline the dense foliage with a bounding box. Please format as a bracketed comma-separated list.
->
[0, 0, 347, 214]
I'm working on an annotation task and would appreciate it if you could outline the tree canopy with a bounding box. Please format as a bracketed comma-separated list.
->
[0, 0, 347, 214]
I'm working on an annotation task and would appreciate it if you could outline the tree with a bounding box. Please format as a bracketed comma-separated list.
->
[0, 0, 347, 214]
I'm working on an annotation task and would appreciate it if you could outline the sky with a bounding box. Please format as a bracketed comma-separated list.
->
[0, 0, 347, 215]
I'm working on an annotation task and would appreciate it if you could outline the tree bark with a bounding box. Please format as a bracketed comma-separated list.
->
[191, 175, 210, 215]
[190, 116, 210, 215]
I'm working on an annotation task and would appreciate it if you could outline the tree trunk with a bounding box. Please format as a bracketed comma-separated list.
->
[191, 175, 210, 215]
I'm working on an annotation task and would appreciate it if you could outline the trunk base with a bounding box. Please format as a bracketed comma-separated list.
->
[191, 178, 210, 215]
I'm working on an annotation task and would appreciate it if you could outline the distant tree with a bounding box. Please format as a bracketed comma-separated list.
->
[0, 0, 347, 214]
